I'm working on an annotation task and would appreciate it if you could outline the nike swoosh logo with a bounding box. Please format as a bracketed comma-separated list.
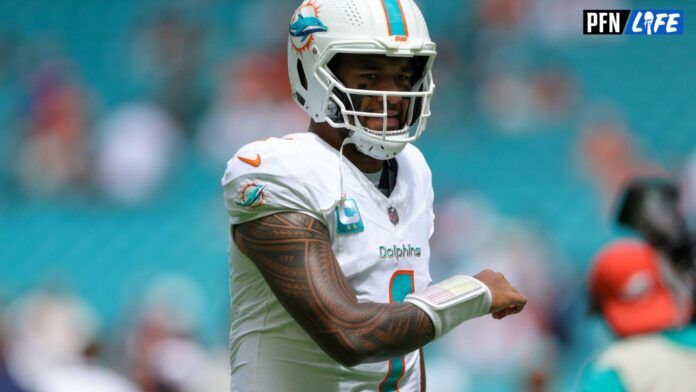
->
[238, 154, 261, 167]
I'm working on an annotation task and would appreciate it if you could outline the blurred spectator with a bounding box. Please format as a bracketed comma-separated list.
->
[232, 0, 296, 50]
[469, 0, 579, 134]
[529, 0, 627, 43]
[478, 68, 577, 133]
[479, 73, 537, 133]
[197, 49, 307, 164]
[16, 58, 90, 196]
[580, 240, 695, 391]
[124, 274, 227, 392]
[477, 0, 530, 34]
[681, 150, 696, 226]
[34, 357, 140, 392]
[578, 110, 665, 204]
[96, 102, 181, 205]
[130, 10, 207, 134]
[429, 194, 561, 391]
[5, 291, 99, 386]
[4, 290, 138, 392]
[532, 68, 577, 122]
[0, 313, 27, 392]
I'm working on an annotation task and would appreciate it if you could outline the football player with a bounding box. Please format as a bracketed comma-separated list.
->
[222, 1, 527, 390]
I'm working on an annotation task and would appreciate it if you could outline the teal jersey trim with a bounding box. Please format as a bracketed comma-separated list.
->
[381, 359, 404, 392]
[579, 364, 627, 392]
[390, 274, 414, 303]
[662, 324, 696, 348]
[382, 0, 407, 36]
[381, 272, 414, 392]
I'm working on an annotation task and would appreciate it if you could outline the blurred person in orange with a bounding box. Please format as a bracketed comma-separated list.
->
[578, 112, 665, 204]
[197, 50, 307, 164]
[17, 58, 91, 196]
[579, 239, 695, 391]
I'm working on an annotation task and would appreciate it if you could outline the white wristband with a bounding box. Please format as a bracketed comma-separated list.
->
[405, 275, 492, 340]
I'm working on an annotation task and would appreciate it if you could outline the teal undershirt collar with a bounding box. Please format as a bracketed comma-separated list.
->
[662, 324, 696, 348]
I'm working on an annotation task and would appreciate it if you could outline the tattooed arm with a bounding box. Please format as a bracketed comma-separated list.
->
[233, 212, 435, 367]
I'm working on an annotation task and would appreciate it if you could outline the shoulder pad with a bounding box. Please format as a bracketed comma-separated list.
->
[221, 134, 338, 225]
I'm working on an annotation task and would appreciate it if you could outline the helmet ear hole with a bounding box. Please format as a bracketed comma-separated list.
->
[328, 87, 354, 123]
[297, 59, 308, 90]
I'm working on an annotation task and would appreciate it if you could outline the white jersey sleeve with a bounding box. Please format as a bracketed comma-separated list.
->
[221, 137, 325, 226]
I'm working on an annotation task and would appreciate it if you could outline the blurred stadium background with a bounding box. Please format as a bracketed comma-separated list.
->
[0, 0, 694, 391]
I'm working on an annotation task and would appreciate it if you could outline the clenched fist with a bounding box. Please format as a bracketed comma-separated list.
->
[474, 269, 527, 320]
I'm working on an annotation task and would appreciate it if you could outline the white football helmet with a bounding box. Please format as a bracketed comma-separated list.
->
[288, 0, 436, 160]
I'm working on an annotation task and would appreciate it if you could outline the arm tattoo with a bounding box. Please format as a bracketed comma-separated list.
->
[233, 212, 435, 366]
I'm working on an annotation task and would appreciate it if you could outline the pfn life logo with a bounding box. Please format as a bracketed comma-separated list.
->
[583, 10, 683, 35]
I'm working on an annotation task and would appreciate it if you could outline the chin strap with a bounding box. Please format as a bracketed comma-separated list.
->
[338, 136, 351, 203]
[319, 136, 353, 215]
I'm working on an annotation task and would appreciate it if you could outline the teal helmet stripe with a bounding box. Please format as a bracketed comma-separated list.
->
[382, 0, 408, 36]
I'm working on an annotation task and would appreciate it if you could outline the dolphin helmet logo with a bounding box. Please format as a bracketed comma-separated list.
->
[290, 14, 328, 42]
[289, 0, 328, 54]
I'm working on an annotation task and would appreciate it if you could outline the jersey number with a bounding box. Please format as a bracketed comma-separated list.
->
[380, 270, 415, 392]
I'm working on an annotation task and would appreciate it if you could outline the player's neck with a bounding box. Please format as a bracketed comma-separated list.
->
[309, 122, 383, 173]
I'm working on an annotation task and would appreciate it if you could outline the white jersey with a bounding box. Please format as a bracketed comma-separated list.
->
[586, 330, 696, 392]
[222, 132, 434, 392]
